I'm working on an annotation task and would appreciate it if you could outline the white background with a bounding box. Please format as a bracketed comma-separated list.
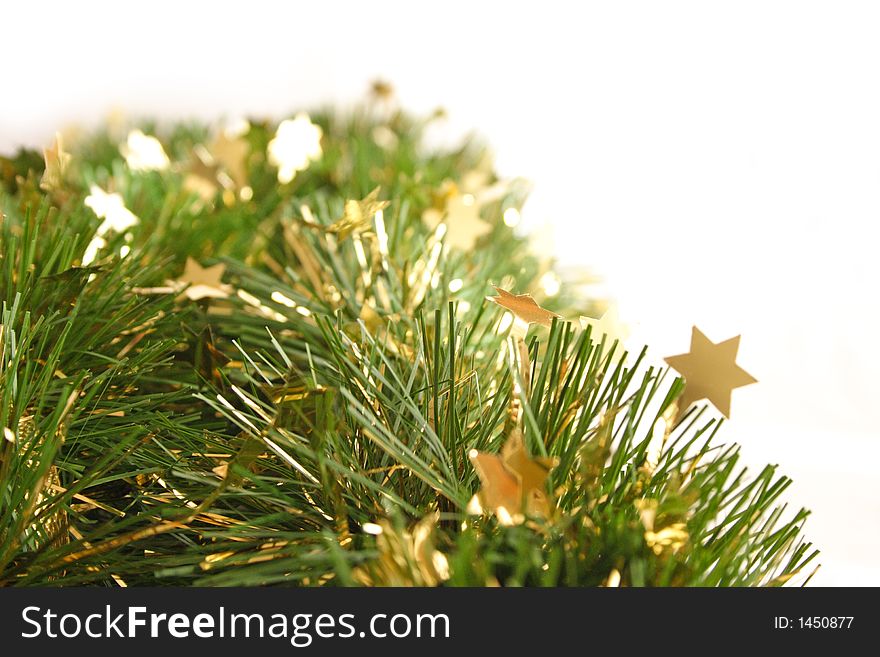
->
[2, 0, 878, 585]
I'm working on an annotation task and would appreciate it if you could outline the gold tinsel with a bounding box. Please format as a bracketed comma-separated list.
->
[354, 515, 449, 586]
[17, 415, 69, 552]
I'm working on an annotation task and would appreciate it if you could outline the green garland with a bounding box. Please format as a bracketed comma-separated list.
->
[0, 98, 816, 586]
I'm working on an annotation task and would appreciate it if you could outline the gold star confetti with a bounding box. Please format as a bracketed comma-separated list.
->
[176, 257, 231, 301]
[84, 185, 139, 235]
[468, 429, 557, 525]
[40, 132, 70, 191]
[182, 149, 220, 203]
[664, 326, 757, 418]
[267, 113, 323, 184]
[211, 130, 250, 189]
[183, 127, 251, 205]
[327, 187, 389, 241]
[636, 498, 689, 555]
[120, 130, 170, 171]
[579, 305, 630, 360]
[487, 286, 559, 335]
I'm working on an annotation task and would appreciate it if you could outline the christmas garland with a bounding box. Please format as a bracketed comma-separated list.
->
[0, 90, 816, 586]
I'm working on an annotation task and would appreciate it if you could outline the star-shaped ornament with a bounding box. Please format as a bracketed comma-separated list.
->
[182, 149, 221, 203]
[467, 429, 557, 525]
[664, 326, 757, 418]
[326, 187, 389, 241]
[121, 130, 170, 171]
[84, 185, 140, 235]
[183, 130, 251, 205]
[488, 286, 559, 336]
[176, 257, 231, 301]
[211, 130, 250, 189]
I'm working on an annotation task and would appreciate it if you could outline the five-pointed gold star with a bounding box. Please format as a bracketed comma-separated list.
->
[487, 286, 559, 331]
[326, 187, 389, 241]
[211, 131, 250, 189]
[468, 429, 557, 525]
[183, 131, 251, 204]
[177, 257, 230, 301]
[664, 326, 757, 418]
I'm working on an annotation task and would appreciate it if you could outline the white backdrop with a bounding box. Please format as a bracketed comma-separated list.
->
[3, 0, 878, 585]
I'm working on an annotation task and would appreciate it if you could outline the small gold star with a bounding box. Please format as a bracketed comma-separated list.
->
[183, 130, 251, 205]
[487, 286, 559, 329]
[664, 326, 757, 418]
[211, 130, 250, 189]
[327, 187, 389, 241]
[84, 185, 139, 234]
[267, 113, 323, 184]
[468, 429, 556, 525]
[177, 257, 230, 301]
[121, 130, 170, 171]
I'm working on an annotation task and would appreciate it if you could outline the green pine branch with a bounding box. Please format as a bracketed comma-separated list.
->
[0, 101, 816, 586]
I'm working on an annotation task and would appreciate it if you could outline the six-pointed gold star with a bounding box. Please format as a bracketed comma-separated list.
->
[487, 286, 559, 330]
[664, 326, 757, 418]
[177, 257, 230, 301]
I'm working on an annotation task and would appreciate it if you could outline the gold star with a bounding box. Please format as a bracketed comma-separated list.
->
[487, 286, 559, 330]
[182, 149, 221, 203]
[120, 130, 170, 171]
[211, 131, 250, 189]
[327, 187, 389, 241]
[183, 130, 251, 205]
[267, 113, 323, 184]
[177, 257, 230, 301]
[468, 429, 556, 525]
[41, 133, 71, 191]
[664, 326, 757, 418]
[84, 185, 140, 234]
